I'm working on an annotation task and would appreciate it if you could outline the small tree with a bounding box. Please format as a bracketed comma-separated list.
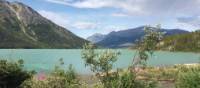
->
[82, 43, 158, 88]
[81, 43, 120, 88]
[133, 25, 164, 68]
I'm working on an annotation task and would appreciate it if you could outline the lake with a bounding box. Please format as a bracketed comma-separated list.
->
[0, 49, 199, 74]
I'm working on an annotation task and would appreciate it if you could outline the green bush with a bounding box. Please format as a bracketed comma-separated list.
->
[133, 25, 164, 68]
[82, 43, 120, 88]
[82, 43, 158, 88]
[161, 31, 200, 52]
[20, 64, 81, 88]
[119, 71, 157, 88]
[175, 65, 200, 88]
[0, 59, 33, 88]
[21, 76, 80, 88]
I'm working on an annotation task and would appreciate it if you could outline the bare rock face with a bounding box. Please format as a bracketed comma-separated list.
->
[0, 0, 88, 48]
[10, 2, 48, 25]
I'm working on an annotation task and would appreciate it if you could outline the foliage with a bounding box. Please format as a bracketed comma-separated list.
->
[141, 67, 178, 80]
[82, 43, 158, 88]
[92, 70, 158, 88]
[175, 65, 200, 88]
[133, 25, 164, 67]
[82, 43, 120, 87]
[128, 25, 163, 88]
[0, 59, 33, 88]
[93, 82, 104, 88]
[161, 31, 200, 52]
[20, 61, 81, 88]
[115, 70, 158, 88]
[82, 43, 120, 73]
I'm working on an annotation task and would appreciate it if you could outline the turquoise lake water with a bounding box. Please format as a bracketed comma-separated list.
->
[0, 49, 199, 74]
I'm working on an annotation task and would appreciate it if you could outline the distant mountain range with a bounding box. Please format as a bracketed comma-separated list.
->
[0, 0, 192, 49]
[0, 0, 87, 48]
[87, 33, 106, 43]
[87, 26, 189, 48]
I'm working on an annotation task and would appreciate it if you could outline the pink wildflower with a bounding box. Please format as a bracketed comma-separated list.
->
[37, 72, 46, 81]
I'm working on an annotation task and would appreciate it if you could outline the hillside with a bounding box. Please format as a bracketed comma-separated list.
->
[160, 31, 200, 52]
[0, 0, 87, 48]
[90, 26, 189, 48]
[87, 33, 106, 43]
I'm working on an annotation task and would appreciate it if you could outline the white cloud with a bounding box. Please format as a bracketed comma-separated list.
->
[38, 10, 69, 28]
[45, 0, 200, 16]
[175, 16, 200, 31]
[174, 22, 199, 31]
[38, 10, 98, 30]
[177, 16, 200, 27]
[39, 1, 200, 32]
[111, 13, 129, 17]
[46, 0, 116, 8]
[100, 25, 127, 34]
[72, 21, 98, 30]
[45, 0, 144, 15]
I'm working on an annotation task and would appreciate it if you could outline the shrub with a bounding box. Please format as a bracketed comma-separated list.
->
[20, 64, 81, 88]
[82, 43, 120, 88]
[119, 71, 157, 88]
[0, 59, 33, 88]
[119, 71, 137, 88]
[51, 64, 80, 87]
[175, 65, 200, 88]
[133, 25, 164, 68]
[82, 44, 158, 88]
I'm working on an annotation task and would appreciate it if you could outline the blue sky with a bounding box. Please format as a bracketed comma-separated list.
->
[8, 0, 200, 38]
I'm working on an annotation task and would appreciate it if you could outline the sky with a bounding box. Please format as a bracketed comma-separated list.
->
[8, 0, 200, 38]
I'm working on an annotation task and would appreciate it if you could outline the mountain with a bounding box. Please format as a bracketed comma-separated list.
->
[0, 0, 88, 48]
[159, 31, 200, 52]
[95, 26, 189, 48]
[87, 33, 106, 43]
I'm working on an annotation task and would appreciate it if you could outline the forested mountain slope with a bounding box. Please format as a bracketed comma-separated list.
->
[0, 0, 87, 48]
